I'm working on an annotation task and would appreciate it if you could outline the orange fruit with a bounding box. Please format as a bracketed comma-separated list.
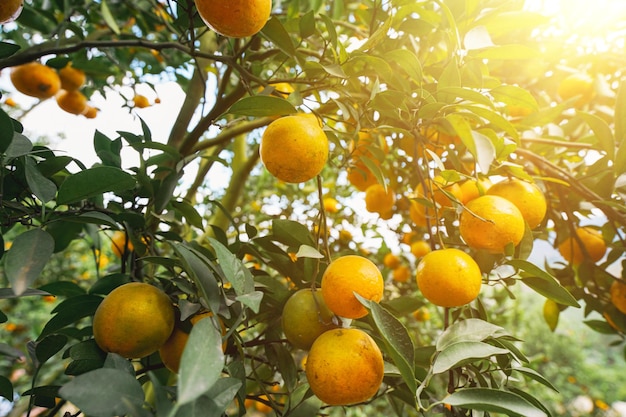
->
[415, 248, 482, 307]
[487, 178, 546, 229]
[323, 197, 339, 214]
[83, 106, 98, 119]
[321, 255, 384, 319]
[364, 183, 395, 216]
[93, 282, 175, 358]
[0, 0, 23, 24]
[410, 240, 431, 258]
[281, 288, 338, 350]
[409, 199, 434, 228]
[260, 114, 329, 183]
[56, 90, 88, 115]
[412, 306, 431, 321]
[305, 328, 384, 405]
[194, 0, 271, 38]
[10, 62, 61, 99]
[111, 231, 134, 258]
[392, 264, 411, 283]
[159, 312, 221, 373]
[349, 130, 388, 160]
[347, 161, 379, 191]
[557, 73, 595, 106]
[254, 395, 273, 413]
[610, 281, 626, 315]
[459, 178, 492, 204]
[260, 82, 294, 98]
[459, 195, 525, 254]
[58, 64, 86, 91]
[557, 227, 606, 265]
[383, 253, 401, 269]
[133, 94, 151, 108]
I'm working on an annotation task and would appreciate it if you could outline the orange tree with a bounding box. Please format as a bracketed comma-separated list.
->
[1, 0, 626, 416]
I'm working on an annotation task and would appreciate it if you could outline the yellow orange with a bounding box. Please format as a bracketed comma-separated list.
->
[195, 0, 271, 38]
[260, 114, 329, 183]
[557, 227, 606, 265]
[56, 90, 88, 115]
[410, 240, 431, 258]
[305, 328, 384, 405]
[93, 282, 175, 358]
[111, 231, 134, 258]
[364, 183, 395, 216]
[459, 178, 492, 204]
[10, 62, 61, 99]
[459, 195, 525, 254]
[416, 248, 482, 307]
[383, 253, 401, 269]
[59, 64, 86, 91]
[281, 288, 338, 350]
[392, 264, 411, 283]
[347, 161, 379, 191]
[610, 280, 626, 315]
[557, 73, 595, 106]
[487, 178, 546, 229]
[321, 255, 384, 319]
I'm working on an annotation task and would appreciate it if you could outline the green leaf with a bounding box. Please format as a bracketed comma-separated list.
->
[272, 219, 315, 248]
[176, 378, 242, 417]
[100, 0, 120, 35]
[56, 166, 136, 205]
[294, 245, 324, 259]
[578, 111, 615, 160]
[4, 229, 55, 296]
[178, 317, 225, 405]
[432, 341, 509, 374]
[443, 388, 547, 417]
[437, 87, 494, 108]
[59, 368, 145, 417]
[35, 334, 68, 366]
[384, 49, 422, 84]
[62, 212, 119, 229]
[490, 85, 538, 110]
[0, 108, 14, 153]
[227, 96, 297, 117]
[172, 200, 204, 229]
[473, 44, 541, 60]
[0, 375, 13, 401]
[0, 288, 49, 299]
[261, 16, 296, 56]
[25, 157, 57, 203]
[5, 132, 33, 158]
[507, 259, 580, 307]
[436, 318, 506, 351]
[0, 41, 20, 59]
[357, 295, 417, 397]
[471, 130, 496, 173]
[512, 366, 558, 392]
[299, 10, 316, 38]
[39, 295, 102, 339]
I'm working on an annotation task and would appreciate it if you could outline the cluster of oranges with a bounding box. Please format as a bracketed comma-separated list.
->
[9, 61, 98, 118]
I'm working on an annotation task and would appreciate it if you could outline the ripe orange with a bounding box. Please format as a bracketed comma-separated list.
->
[410, 240, 431, 258]
[111, 231, 134, 258]
[392, 264, 411, 283]
[260, 114, 329, 183]
[557, 227, 606, 265]
[487, 178, 546, 229]
[349, 130, 388, 160]
[195, 0, 271, 38]
[83, 106, 98, 119]
[58, 64, 86, 91]
[412, 306, 431, 321]
[364, 183, 395, 216]
[0, 0, 23, 24]
[415, 248, 482, 307]
[305, 328, 384, 405]
[323, 197, 339, 214]
[321, 255, 384, 319]
[383, 253, 401, 269]
[459, 195, 525, 254]
[93, 282, 175, 358]
[10, 62, 61, 99]
[409, 199, 434, 228]
[347, 161, 379, 191]
[610, 281, 626, 315]
[159, 312, 221, 373]
[459, 178, 492, 204]
[557, 73, 595, 106]
[56, 90, 88, 115]
[133, 94, 151, 108]
[281, 288, 338, 350]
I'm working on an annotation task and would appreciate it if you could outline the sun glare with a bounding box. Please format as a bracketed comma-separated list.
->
[525, 0, 626, 52]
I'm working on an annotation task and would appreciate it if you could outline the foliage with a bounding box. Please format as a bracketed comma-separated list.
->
[1, 0, 626, 416]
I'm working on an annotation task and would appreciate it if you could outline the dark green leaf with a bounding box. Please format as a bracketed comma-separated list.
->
[5, 132, 33, 158]
[24, 157, 57, 203]
[59, 368, 145, 417]
[227, 96, 297, 117]
[432, 341, 509, 374]
[299, 10, 316, 38]
[172, 200, 204, 229]
[0, 41, 20, 59]
[0, 108, 14, 153]
[56, 166, 136, 205]
[178, 317, 225, 405]
[4, 229, 55, 296]
[508, 260, 580, 307]
[39, 280, 85, 297]
[443, 388, 547, 417]
[39, 295, 102, 339]
[177, 378, 242, 417]
[272, 219, 316, 248]
[172, 243, 221, 315]
[261, 16, 296, 56]
[512, 366, 558, 392]
[0, 375, 12, 401]
[35, 334, 68, 366]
